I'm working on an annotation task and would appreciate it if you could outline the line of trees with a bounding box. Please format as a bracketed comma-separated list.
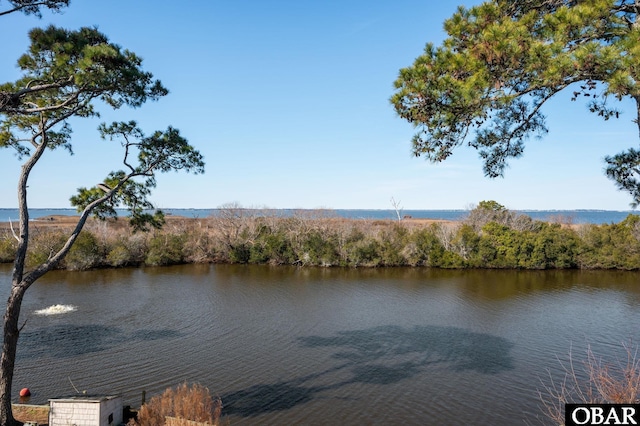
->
[2, 202, 639, 270]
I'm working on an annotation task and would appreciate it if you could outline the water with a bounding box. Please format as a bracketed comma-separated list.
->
[0, 208, 635, 224]
[1, 264, 639, 425]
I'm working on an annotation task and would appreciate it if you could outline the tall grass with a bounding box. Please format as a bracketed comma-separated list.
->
[132, 382, 222, 426]
[539, 343, 640, 425]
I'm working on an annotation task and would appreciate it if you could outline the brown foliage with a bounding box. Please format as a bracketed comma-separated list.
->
[12, 404, 49, 425]
[539, 343, 640, 425]
[132, 382, 222, 426]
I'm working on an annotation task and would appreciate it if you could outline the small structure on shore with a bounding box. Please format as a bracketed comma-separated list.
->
[49, 395, 122, 426]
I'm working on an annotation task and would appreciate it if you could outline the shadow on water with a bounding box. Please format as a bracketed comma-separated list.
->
[18, 324, 180, 359]
[223, 325, 514, 418]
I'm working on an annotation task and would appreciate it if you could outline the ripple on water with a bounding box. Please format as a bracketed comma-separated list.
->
[5, 265, 640, 426]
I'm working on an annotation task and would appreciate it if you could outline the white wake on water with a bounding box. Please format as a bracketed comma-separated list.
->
[34, 304, 77, 315]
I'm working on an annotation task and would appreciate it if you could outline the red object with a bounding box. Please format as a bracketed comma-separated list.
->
[19, 388, 30, 397]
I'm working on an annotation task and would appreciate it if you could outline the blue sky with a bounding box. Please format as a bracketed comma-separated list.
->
[0, 0, 637, 210]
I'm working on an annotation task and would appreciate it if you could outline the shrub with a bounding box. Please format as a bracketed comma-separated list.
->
[106, 243, 133, 267]
[529, 224, 580, 269]
[477, 222, 524, 268]
[65, 231, 103, 270]
[540, 343, 640, 425]
[145, 234, 185, 266]
[133, 382, 222, 426]
[378, 224, 409, 266]
[228, 243, 251, 263]
[0, 233, 16, 263]
[347, 239, 382, 267]
[578, 215, 640, 269]
[107, 233, 149, 267]
[451, 224, 478, 266]
[300, 230, 340, 266]
[249, 225, 296, 265]
[25, 229, 67, 269]
[409, 225, 458, 267]
[7, 209, 640, 271]
[182, 228, 215, 263]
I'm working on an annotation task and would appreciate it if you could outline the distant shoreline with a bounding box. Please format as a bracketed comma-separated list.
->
[0, 214, 456, 230]
[1, 209, 639, 270]
[0, 208, 635, 225]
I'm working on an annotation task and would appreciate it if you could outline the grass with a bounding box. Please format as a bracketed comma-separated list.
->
[539, 342, 640, 425]
[131, 382, 222, 426]
[12, 403, 49, 425]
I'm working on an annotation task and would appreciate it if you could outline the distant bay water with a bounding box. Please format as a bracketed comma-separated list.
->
[0, 208, 636, 224]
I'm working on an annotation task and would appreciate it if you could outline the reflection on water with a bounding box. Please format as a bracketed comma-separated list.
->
[299, 325, 514, 374]
[1, 264, 639, 425]
[225, 325, 514, 419]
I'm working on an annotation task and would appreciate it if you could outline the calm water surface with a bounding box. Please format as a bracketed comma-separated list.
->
[1, 264, 639, 425]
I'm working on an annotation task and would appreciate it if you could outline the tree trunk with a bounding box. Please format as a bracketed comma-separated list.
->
[635, 95, 640, 140]
[0, 282, 27, 426]
[0, 139, 37, 426]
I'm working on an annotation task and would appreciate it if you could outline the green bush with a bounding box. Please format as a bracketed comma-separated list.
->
[438, 250, 467, 268]
[578, 215, 640, 269]
[106, 243, 133, 267]
[0, 234, 16, 263]
[407, 226, 447, 267]
[529, 224, 580, 269]
[465, 221, 581, 269]
[450, 224, 479, 267]
[249, 226, 296, 265]
[5, 208, 640, 271]
[228, 243, 251, 263]
[106, 234, 148, 267]
[346, 239, 382, 267]
[301, 230, 340, 266]
[376, 224, 408, 266]
[478, 222, 521, 268]
[65, 231, 103, 270]
[26, 229, 67, 269]
[145, 234, 185, 266]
